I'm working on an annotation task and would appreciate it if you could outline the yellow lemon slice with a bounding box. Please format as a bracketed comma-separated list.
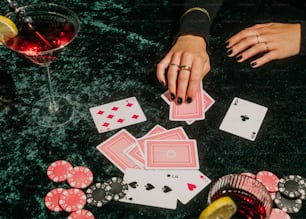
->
[199, 196, 237, 219]
[0, 15, 18, 43]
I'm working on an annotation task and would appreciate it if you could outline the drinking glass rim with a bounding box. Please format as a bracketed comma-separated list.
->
[4, 2, 80, 55]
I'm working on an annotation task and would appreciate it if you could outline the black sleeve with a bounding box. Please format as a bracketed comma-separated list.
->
[177, 0, 224, 41]
[300, 21, 306, 55]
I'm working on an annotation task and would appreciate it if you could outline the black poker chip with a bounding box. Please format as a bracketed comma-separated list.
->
[278, 175, 306, 199]
[105, 177, 128, 201]
[85, 182, 112, 207]
[274, 192, 303, 213]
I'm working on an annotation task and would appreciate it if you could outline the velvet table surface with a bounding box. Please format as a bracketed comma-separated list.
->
[0, 0, 305, 218]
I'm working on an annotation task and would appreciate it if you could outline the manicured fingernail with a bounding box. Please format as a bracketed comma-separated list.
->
[250, 62, 257, 67]
[236, 55, 242, 61]
[170, 93, 175, 100]
[177, 97, 183, 104]
[158, 80, 165, 87]
[186, 97, 192, 103]
[225, 41, 229, 46]
[226, 49, 232, 56]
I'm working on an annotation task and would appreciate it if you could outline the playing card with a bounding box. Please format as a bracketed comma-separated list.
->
[185, 90, 215, 125]
[96, 129, 141, 172]
[120, 168, 177, 209]
[136, 127, 189, 156]
[89, 97, 146, 133]
[144, 124, 167, 137]
[124, 124, 168, 168]
[144, 140, 199, 170]
[169, 84, 205, 121]
[162, 170, 211, 204]
[219, 97, 268, 141]
[124, 143, 145, 168]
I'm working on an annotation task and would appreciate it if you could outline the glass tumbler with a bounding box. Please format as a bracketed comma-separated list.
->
[208, 174, 273, 219]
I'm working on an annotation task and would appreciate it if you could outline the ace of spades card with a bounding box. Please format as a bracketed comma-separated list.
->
[219, 97, 268, 141]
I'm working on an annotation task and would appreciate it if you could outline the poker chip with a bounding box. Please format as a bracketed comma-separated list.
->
[105, 177, 128, 201]
[256, 170, 279, 193]
[44, 188, 66, 212]
[274, 192, 302, 214]
[59, 188, 87, 212]
[68, 209, 95, 219]
[269, 208, 291, 219]
[278, 175, 305, 199]
[67, 166, 94, 189]
[240, 172, 256, 179]
[47, 160, 73, 182]
[86, 182, 112, 207]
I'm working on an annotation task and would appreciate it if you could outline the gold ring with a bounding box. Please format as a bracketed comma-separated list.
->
[169, 63, 180, 68]
[179, 65, 192, 71]
[264, 42, 269, 52]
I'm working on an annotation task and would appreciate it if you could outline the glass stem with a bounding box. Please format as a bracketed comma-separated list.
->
[45, 65, 59, 113]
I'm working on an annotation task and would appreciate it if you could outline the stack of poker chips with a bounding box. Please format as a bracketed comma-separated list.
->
[44, 160, 128, 219]
[240, 170, 306, 219]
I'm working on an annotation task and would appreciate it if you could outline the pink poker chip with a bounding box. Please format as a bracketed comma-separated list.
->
[269, 208, 291, 219]
[44, 188, 66, 212]
[47, 160, 73, 182]
[256, 170, 279, 192]
[59, 188, 87, 212]
[240, 172, 256, 179]
[67, 166, 94, 189]
[68, 209, 95, 219]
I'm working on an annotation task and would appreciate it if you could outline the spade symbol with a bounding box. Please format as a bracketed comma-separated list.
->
[128, 181, 138, 189]
[240, 114, 249, 121]
[145, 183, 155, 191]
[162, 185, 172, 193]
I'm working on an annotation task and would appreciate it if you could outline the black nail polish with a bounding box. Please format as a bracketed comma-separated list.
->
[236, 55, 242, 61]
[186, 97, 192, 103]
[250, 62, 257, 67]
[158, 80, 165, 87]
[225, 41, 229, 46]
[177, 97, 183, 104]
[227, 49, 232, 56]
[170, 93, 175, 100]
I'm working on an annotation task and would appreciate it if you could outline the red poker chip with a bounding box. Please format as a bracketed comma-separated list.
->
[59, 188, 87, 212]
[67, 166, 93, 189]
[44, 188, 66, 212]
[256, 170, 279, 192]
[68, 209, 95, 219]
[269, 208, 291, 219]
[47, 160, 73, 182]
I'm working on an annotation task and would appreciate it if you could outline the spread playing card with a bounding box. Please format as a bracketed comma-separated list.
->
[89, 97, 146, 133]
[144, 140, 199, 170]
[219, 97, 268, 141]
[169, 84, 205, 121]
[96, 129, 141, 172]
[120, 168, 178, 209]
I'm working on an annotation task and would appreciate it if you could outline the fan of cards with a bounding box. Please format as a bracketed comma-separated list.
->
[96, 125, 211, 209]
[161, 84, 215, 125]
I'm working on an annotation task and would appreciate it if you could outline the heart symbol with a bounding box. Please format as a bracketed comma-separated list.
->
[187, 183, 196, 191]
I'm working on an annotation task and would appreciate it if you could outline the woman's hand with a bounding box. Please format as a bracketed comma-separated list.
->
[226, 23, 301, 68]
[156, 35, 210, 104]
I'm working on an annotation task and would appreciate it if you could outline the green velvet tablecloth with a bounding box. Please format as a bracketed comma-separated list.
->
[0, 0, 305, 218]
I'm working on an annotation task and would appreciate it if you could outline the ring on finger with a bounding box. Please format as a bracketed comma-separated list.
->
[179, 65, 192, 72]
[169, 63, 180, 68]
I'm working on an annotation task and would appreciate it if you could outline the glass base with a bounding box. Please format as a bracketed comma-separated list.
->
[32, 96, 74, 128]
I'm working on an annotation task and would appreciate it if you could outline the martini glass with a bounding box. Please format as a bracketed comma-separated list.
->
[2, 3, 80, 127]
